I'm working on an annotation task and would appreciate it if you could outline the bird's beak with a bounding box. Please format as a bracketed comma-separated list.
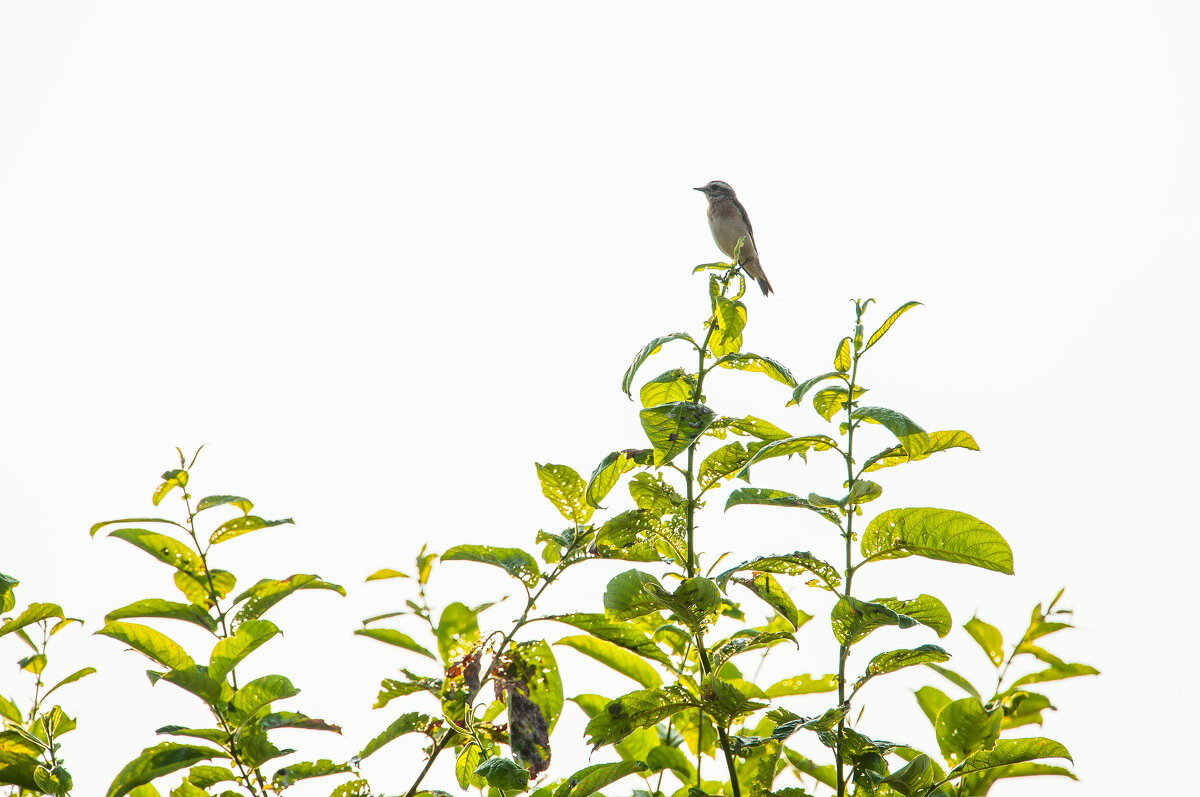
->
[693, 186, 705, 192]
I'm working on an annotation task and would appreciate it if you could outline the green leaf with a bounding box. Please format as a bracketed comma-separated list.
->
[698, 441, 753, 489]
[33, 764, 72, 796]
[731, 573, 804, 630]
[18, 653, 47, 674]
[830, 596, 920, 646]
[881, 753, 935, 796]
[232, 575, 345, 623]
[852, 406, 930, 456]
[153, 469, 189, 507]
[643, 577, 722, 632]
[154, 726, 227, 745]
[108, 529, 204, 575]
[154, 669, 223, 705]
[174, 570, 235, 607]
[0, 572, 16, 613]
[622, 333, 696, 398]
[327, 779, 371, 797]
[701, 676, 769, 726]
[435, 602, 480, 664]
[864, 430, 979, 472]
[764, 674, 839, 697]
[948, 737, 1072, 781]
[639, 401, 717, 466]
[714, 551, 841, 592]
[715, 415, 792, 441]
[443, 544, 541, 587]
[456, 744, 482, 790]
[935, 697, 1001, 764]
[353, 628, 436, 659]
[535, 463, 594, 525]
[833, 337, 852, 372]
[357, 712, 432, 760]
[0, 603, 64, 637]
[209, 620, 280, 682]
[711, 631, 796, 670]
[556, 636, 662, 688]
[258, 711, 341, 733]
[229, 674, 300, 717]
[789, 371, 844, 406]
[42, 667, 99, 700]
[861, 507, 1014, 574]
[863, 300, 921, 353]
[89, 518, 182, 538]
[712, 353, 796, 387]
[195, 495, 254, 514]
[876, 594, 953, 638]
[710, 296, 747, 356]
[964, 617, 1004, 666]
[924, 663, 982, 700]
[915, 685, 952, 726]
[105, 742, 229, 797]
[813, 386, 861, 421]
[724, 488, 841, 525]
[180, 765, 234, 790]
[474, 757, 530, 792]
[857, 645, 950, 690]
[1011, 662, 1100, 688]
[602, 569, 664, 621]
[106, 599, 217, 632]
[639, 368, 696, 408]
[583, 685, 697, 750]
[365, 568, 410, 581]
[271, 759, 351, 789]
[552, 761, 649, 797]
[373, 672, 441, 708]
[97, 622, 194, 670]
[585, 448, 653, 508]
[0, 693, 21, 722]
[209, 516, 293, 545]
[548, 614, 672, 667]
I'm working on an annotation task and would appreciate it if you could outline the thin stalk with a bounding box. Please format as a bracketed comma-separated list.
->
[835, 338, 862, 797]
[684, 276, 741, 797]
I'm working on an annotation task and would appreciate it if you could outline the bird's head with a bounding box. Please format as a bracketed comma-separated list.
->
[693, 180, 737, 199]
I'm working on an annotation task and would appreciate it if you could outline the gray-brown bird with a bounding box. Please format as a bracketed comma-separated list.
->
[694, 180, 773, 296]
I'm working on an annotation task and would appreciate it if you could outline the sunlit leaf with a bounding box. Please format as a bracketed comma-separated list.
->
[0, 603, 64, 638]
[731, 573, 804, 630]
[443, 544, 541, 587]
[1011, 662, 1099, 688]
[710, 296, 747, 357]
[584, 448, 653, 508]
[935, 697, 1001, 764]
[724, 488, 841, 526]
[42, 667, 98, 700]
[229, 674, 300, 717]
[357, 712, 433, 761]
[232, 575, 345, 624]
[364, 568, 410, 581]
[830, 596, 918, 646]
[105, 742, 229, 797]
[557, 636, 662, 689]
[583, 685, 696, 750]
[195, 495, 254, 514]
[639, 401, 717, 466]
[964, 617, 1004, 666]
[621, 333, 696, 399]
[152, 470, 189, 507]
[789, 371, 844, 406]
[602, 569, 664, 621]
[764, 673, 839, 697]
[108, 529, 204, 576]
[209, 516, 293, 545]
[714, 551, 841, 592]
[173, 570, 235, 607]
[97, 622, 194, 670]
[436, 602, 480, 664]
[105, 599, 217, 632]
[535, 463, 594, 525]
[552, 761, 649, 797]
[698, 441, 752, 489]
[474, 757, 529, 792]
[948, 737, 1072, 782]
[639, 368, 696, 408]
[813, 386, 863, 422]
[863, 300, 921, 353]
[833, 337, 852, 372]
[863, 430, 979, 472]
[209, 620, 280, 682]
[856, 645, 950, 691]
[924, 663, 982, 700]
[547, 614, 672, 667]
[915, 685, 952, 726]
[861, 507, 1014, 574]
[271, 759, 351, 789]
[712, 353, 796, 387]
[353, 628, 436, 660]
[852, 406, 930, 456]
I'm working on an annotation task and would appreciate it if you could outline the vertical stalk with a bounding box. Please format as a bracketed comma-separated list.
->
[685, 278, 741, 796]
[835, 330, 862, 797]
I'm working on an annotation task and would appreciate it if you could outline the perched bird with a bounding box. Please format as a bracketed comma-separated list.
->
[694, 180, 773, 296]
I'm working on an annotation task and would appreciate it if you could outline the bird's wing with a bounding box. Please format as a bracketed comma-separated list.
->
[732, 197, 755, 242]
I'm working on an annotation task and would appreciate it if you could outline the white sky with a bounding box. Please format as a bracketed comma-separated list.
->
[1, 2, 1196, 795]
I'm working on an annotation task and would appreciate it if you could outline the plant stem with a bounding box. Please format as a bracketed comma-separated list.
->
[835, 334, 862, 797]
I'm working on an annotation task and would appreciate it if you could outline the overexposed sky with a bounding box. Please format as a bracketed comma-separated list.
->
[1, 2, 1196, 795]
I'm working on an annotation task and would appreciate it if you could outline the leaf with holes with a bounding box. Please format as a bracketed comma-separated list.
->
[724, 488, 841, 525]
[639, 368, 696, 408]
[583, 685, 697, 750]
[639, 401, 717, 466]
[714, 552, 841, 592]
[585, 448, 653, 508]
[232, 575, 345, 623]
[710, 296, 747, 356]
[621, 333, 696, 398]
[713, 353, 796, 387]
[443, 544, 541, 587]
[535, 463, 593, 524]
[108, 529, 204, 576]
[209, 516, 294, 544]
[863, 430, 979, 471]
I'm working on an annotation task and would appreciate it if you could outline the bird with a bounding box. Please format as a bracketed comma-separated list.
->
[694, 180, 773, 296]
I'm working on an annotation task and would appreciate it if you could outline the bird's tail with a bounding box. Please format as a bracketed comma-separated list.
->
[741, 257, 773, 296]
